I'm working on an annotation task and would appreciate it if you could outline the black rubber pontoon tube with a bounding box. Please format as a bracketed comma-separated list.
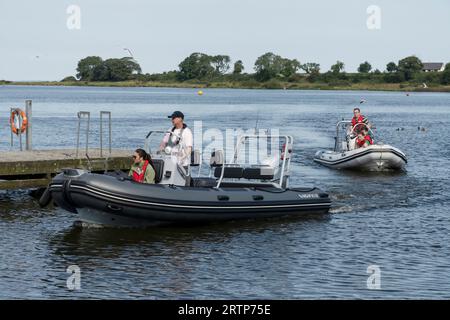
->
[38, 186, 52, 208]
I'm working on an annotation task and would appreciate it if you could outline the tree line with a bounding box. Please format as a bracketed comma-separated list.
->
[67, 53, 450, 86]
[64, 56, 141, 82]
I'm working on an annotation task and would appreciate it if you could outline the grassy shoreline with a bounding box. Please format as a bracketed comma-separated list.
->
[2, 80, 450, 92]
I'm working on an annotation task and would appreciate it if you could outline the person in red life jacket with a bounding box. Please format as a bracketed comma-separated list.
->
[361, 128, 373, 145]
[356, 130, 373, 148]
[129, 149, 156, 184]
[351, 108, 370, 133]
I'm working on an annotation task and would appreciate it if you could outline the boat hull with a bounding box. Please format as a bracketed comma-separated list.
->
[314, 144, 407, 171]
[49, 172, 331, 227]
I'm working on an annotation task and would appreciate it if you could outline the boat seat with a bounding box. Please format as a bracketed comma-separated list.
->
[219, 182, 277, 188]
[190, 177, 217, 188]
[191, 149, 201, 167]
[152, 159, 165, 183]
[243, 167, 274, 180]
[214, 166, 244, 179]
[210, 150, 224, 167]
[213, 165, 275, 180]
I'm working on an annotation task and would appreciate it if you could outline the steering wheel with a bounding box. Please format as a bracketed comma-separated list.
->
[349, 123, 374, 137]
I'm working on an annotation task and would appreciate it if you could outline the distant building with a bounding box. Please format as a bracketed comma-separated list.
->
[422, 62, 445, 72]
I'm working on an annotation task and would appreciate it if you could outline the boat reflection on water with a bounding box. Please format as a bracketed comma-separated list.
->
[47, 214, 331, 298]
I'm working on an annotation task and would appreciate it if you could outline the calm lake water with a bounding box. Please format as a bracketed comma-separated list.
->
[0, 85, 449, 299]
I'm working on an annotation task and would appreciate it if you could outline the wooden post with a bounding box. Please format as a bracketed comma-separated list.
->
[25, 100, 32, 151]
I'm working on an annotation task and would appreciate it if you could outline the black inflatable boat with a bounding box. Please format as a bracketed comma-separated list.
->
[47, 133, 331, 227]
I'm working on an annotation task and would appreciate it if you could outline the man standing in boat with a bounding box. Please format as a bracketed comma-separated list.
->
[160, 111, 193, 168]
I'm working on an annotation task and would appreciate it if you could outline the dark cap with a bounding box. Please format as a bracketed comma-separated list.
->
[168, 111, 184, 119]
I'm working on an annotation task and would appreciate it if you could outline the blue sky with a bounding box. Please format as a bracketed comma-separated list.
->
[1, 0, 449, 81]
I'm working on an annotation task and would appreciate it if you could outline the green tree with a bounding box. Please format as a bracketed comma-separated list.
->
[233, 60, 244, 74]
[177, 53, 215, 80]
[398, 56, 423, 81]
[254, 52, 283, 81]
[254, 52, 300, 81]
[211, 55, 231, 74]
[76, 56, 103, 81]
[280, 58, 301, 78]
[386, 62, 398, 73]
[76, 56, 141, 81]
[92, 62, 110, 81]
[301, 63, 320, 74]
[121, 57, 142, 74]
[330, 61, 345, 74]
[358, 61, 372, 73]
[441, 63, 450, 85]
[95, 57, 141, 81]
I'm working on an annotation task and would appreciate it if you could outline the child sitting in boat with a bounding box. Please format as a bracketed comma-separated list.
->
[356, 129, 373, 148]
[362, 127, 374, 144]
[129, 149, 156, 184]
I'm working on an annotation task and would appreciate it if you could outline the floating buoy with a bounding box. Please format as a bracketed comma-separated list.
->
[197, 90, 203, 96]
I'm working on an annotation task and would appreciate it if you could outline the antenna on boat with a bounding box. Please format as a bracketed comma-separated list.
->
[254, 108, 260, 134]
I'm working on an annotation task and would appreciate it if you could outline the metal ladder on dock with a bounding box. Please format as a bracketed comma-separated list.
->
[76, 111, 112, 170]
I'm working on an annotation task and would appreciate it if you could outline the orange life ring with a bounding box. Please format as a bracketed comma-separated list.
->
[10, 108, 28, 135]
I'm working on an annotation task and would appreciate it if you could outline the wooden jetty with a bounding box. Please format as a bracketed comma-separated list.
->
[0, 149, 132, 190]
